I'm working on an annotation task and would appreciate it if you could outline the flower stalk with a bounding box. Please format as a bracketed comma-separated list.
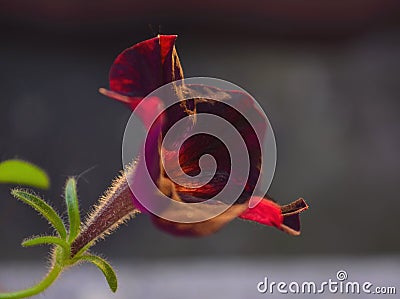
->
[71, 171, 139, 256]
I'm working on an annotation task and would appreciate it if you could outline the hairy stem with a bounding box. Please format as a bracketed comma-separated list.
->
[70, 173, 138, 257]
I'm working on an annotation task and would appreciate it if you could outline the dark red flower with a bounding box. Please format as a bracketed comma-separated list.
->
[100, 35, 308, 236]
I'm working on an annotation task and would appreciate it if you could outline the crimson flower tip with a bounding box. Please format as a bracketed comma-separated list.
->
[239, 197, 308, 236]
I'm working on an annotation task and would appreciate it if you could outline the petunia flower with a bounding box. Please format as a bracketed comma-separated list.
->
[0, 35, 309, 298]
[72, 35, 308, 255]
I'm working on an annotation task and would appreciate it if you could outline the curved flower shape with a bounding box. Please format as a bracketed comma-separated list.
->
[100, 35, 308, 237]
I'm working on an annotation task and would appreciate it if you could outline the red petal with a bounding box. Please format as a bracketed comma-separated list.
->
[239, 197, 283, 228]
[239, 197, 309, 236]
[108, 35, 183, 109]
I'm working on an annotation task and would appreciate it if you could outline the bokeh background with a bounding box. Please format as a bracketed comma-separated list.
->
[0, 1, 399, 298]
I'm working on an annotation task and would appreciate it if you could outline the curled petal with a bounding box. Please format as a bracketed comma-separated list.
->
[239, 196, 283, 227]
[102, 35, 184, 110]
[239, 197, 308, 235]
[280, 198, 309, 235]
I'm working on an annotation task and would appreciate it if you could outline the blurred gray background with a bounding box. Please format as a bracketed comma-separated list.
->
[0, 1, 399, 297]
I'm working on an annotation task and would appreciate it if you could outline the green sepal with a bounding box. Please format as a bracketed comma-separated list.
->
[65, 178, 80, 242]
[22, 236, 70, 255]
[11, 189, 67, 240]
[77, 255, 118, 292]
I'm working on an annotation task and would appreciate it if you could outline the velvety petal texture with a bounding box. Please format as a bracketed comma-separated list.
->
[102, 35, 308, 236]
[110, 35, 183, 98]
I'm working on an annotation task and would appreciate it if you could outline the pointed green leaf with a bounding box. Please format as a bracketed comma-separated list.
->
[78, 255, 118, 292]
[22, 236, 69, 253]
[0, 159, 49, 189]
[12, 189, 67, 239]
[65, 178, 80, 242]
